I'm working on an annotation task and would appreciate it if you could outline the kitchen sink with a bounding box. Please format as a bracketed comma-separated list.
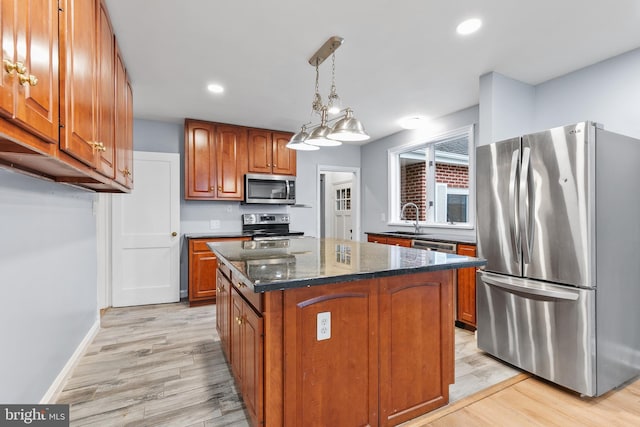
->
[386, 231, 432, 237]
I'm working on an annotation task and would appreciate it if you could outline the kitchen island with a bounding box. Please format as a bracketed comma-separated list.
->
[208, 237, 485, 427]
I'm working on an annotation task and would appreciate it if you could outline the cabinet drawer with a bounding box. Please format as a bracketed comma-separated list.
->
[192, 240, 215, 252]
[218, 262, 231, 281]
[232, 276, 263, 313]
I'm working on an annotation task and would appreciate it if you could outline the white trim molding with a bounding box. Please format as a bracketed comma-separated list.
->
[40, 315, 100, 404]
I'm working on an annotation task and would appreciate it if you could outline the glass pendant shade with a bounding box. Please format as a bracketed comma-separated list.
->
[286, 128, 320, 151]
[306, 125, 342, 146]
[327, 108, 370, 141]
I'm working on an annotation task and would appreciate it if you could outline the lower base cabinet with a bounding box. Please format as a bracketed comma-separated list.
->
[456, 244, 477, 329]
[217, 267, 454, 426]
[188, 237, 249, 306]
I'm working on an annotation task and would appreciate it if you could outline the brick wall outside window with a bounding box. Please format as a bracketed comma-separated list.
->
[401, 162, 469, 221]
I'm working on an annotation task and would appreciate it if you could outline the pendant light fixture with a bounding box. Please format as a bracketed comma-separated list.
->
[286, 36, 370, 151]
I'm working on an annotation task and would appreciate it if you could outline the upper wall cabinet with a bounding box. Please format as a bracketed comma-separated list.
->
[184, 119, 247, 200]
[114, 43, 133, 188]
[0, 0, 59, 143]
[247, 129, 296, 176]
[0, 0, 133, 192]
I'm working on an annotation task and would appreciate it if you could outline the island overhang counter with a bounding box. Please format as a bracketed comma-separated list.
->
[208, 237, 486, 427]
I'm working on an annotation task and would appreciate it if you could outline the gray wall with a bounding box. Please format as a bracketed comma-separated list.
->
[479, 47, 640, 144]
[360, 106, 479, 241]
[0, 169, 97, 403]
[133, 119, 361, 293]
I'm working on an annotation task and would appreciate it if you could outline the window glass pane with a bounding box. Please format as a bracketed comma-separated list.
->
[433, 137, 469, 224]
[399, 149, 426, 221]
[447, 194, 468, 223]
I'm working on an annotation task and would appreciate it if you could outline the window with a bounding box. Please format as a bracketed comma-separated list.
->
[389, 125, 474, 228]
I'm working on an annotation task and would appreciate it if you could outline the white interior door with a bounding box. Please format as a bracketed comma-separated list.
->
[112, 151, 180, 307]
[333, 181, 353, 240]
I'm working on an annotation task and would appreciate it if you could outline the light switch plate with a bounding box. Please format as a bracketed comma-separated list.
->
[317, 312, 331, 341]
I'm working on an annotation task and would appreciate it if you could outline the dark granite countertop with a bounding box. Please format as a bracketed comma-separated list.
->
[208, 237, 486, 292]
[365, 231, 476, 245]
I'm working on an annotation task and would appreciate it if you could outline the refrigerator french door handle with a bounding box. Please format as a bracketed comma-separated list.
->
[480, 273, 579, 301]
[508, 149, 520, 260]
[519, 147, 532, 263]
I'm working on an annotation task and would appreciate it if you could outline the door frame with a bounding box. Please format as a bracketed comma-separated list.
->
[316, 165, 361, 241]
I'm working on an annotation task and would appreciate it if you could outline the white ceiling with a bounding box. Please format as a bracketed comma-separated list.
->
[104, 0, 640, 143]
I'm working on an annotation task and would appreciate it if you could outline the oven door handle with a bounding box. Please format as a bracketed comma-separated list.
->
[480, 273, 579, 301]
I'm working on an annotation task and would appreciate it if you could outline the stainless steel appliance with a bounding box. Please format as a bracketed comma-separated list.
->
[476, 121, 640, 397]
[411, 239, 457, 254]
[241, 213, 303, 240]
[244, 174, 296, 205]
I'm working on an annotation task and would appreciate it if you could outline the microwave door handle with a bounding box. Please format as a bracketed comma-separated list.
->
[285, 180, 290, 200]
[508, 149, 520, 260]
[519, 147, 532, 264]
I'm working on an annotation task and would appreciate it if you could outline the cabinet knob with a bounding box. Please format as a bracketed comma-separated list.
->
[3, 60, 17, 75]
[18, 73, 38, 87]
[218, 186, 222, 191]
[171, 231, 177, 237]
[235, 316, 243, 325]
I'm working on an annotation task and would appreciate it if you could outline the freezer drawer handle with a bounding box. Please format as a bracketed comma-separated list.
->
[482, 274, 579, 301]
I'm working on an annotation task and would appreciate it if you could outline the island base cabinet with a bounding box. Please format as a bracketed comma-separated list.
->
[278, 270, 454, 427]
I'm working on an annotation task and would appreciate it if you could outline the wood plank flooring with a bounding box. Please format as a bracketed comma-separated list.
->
[56, 302, 518, 426]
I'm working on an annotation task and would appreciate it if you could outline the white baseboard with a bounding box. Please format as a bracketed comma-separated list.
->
[40, 315, 101, 404]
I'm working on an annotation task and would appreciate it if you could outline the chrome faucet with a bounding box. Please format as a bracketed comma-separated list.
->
[400, 202, 420, 234]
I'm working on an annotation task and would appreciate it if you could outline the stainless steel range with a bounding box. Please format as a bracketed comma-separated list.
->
[241, 213, 304, 240]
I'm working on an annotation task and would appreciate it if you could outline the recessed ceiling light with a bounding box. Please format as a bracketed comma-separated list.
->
[207, 83, 224, 94]
[456, 18, 482, 35]
[399, 116, 429, 130]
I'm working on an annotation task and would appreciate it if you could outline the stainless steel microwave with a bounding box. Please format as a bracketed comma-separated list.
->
[244, 174, 296, 205]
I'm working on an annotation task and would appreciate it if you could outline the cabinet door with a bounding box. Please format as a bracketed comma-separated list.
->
[124, 78, 133, 187]
[115, 45, 133, 188]
[457, 244, 477, 328]
[184, 120, 216, 199]
[247, 129, 272, 174]
[230, 288, 243, 384]
[215, 124, 247, 200]
[283, 282, 378, 427]
[60, 0, 97, 167]
[272, 131, 296, 176]
[1, 0, 59, 143]
[95, 0, 115, 178]
[216, 271, 231, 360]
[13, 0, 58, 143]
[0, 0, 15, 119]
[379, 271, 454, 425]
[242, 303, 264, 427]
[188, 240, 218, 303]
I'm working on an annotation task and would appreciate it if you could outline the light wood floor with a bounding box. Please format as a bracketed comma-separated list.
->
[56, 302, 640, 426]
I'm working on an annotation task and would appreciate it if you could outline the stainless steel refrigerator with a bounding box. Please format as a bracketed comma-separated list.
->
[476, 121, 640, 397]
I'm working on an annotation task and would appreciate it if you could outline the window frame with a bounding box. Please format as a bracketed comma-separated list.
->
[387, 124, 475, 230]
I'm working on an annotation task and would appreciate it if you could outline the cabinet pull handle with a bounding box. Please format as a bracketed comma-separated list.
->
[18, 73, 37, 87]
[118, 167, 132, 177]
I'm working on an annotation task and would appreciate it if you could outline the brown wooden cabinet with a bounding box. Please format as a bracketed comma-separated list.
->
[188, 237, 250, 306]
[216, 271, 231, 360]
[0, 0, 59, 143]
[0, 0, 132, 193]
[113, 43, 133, 188]
[59, 0, 96, 167]
[95, 0, 115, 178]
[247, 129, 296, 176]
[231, 287, 264, 427]
[367, 233, 412, 247]
[184, 119, 248, 200]
[379, 271, 453, 425]
[456, 244, 477, 329]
